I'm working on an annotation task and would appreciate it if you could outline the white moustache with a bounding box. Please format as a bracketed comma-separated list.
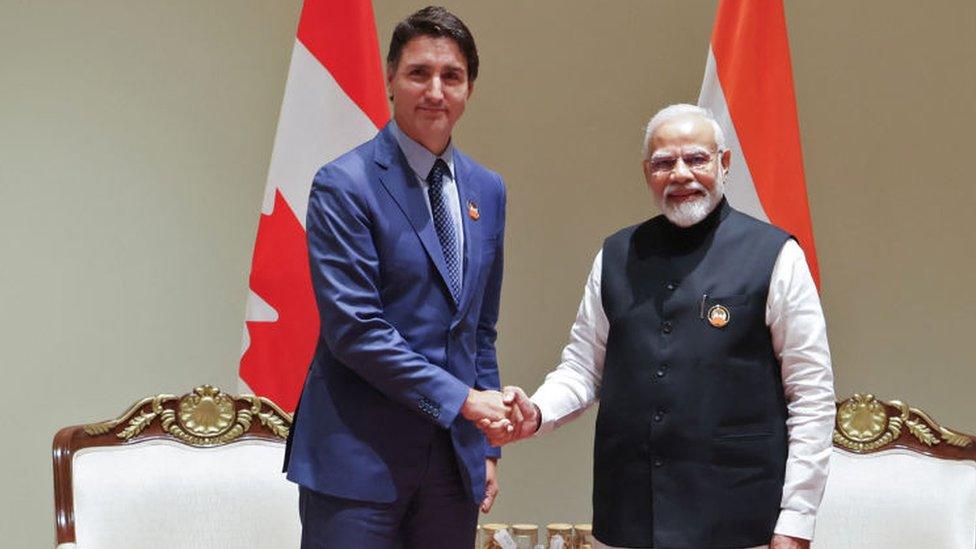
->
[664, 181, 707, 200]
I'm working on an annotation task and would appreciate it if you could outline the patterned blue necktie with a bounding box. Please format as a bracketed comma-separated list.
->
[426, 159, 461, 302]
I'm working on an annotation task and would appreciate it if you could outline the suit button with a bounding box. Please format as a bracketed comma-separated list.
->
[652, 457, 664, 468]
[655, 364, 668, 378]
[666, 282, 677, 291]
[653, 411, 664, 422]
[662, 321, 673, 334]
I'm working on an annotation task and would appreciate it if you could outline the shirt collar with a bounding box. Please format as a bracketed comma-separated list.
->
[391, 120, 455, 182]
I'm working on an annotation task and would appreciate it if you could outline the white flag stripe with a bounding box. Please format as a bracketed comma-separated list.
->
[240, 280, 280, 360]
[262, 40, 379, 226]
[240, 40, 377, 370]
[238, 377, 255, 396]
[698, 48, 770, 223]
[245, 289, 279, 323]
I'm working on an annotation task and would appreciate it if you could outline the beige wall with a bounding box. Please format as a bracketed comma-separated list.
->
[1, 1, 973, 546]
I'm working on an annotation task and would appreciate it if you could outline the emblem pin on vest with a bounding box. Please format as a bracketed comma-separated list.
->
[707, 304, 730, 328]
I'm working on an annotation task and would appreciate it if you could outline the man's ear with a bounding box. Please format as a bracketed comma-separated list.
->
[720, 149, 732, 174]
[385, 64, 395, 100]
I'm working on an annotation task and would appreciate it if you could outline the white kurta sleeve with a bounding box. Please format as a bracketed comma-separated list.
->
[766, 239, 836, 540]
[531, 250, 609, 436]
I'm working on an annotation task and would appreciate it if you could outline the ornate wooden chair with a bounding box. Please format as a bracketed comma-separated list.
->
[52, 385, 298, 548]
[814, 394, 976, 548]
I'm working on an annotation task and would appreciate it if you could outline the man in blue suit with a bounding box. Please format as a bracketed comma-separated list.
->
[284, 7, 510, 548]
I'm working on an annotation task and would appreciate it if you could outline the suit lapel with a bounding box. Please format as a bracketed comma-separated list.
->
[374, 125, 456, 306]
[454, 151, 482, 319]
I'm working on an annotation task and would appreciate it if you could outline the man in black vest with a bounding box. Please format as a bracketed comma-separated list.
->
[482, 105, 835, 549]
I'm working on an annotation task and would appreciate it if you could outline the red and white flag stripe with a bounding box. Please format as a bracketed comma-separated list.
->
[240, 0, 389, 411]
[698, 0, 820, 287]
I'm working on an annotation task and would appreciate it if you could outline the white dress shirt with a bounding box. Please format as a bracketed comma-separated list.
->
[531, 239, 836, 547]
[392, 121, 465, 287]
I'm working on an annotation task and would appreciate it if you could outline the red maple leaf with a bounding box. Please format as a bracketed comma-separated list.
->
[240, 190, 319, 412]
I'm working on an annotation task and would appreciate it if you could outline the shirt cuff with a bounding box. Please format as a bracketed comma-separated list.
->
[531, 397, 557, 437]
[773, 509, 816, 540]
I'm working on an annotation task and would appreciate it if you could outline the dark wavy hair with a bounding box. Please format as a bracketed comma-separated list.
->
[387, 6, 479, 82]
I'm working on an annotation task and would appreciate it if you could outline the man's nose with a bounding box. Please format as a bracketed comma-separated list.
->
[425, 76, 444, 101]
[671, 158, 694, 181]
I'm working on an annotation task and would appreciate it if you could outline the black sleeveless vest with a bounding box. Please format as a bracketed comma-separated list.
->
[594, 199, 791, 549]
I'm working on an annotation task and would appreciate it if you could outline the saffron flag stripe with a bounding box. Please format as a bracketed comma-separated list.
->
[240, 0, 389, 410]
[700, 0, 820, 287]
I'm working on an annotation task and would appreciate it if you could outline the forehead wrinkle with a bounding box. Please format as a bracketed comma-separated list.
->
[398, 60, 468, 79]
[650, 144, 712, 159]
[650, 116, 716, 150]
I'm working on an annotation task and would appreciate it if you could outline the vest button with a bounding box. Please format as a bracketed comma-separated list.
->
[666, 282, 677, 291]
[653, 412, 664, 422]
[652, 457, 664, 467]
[655, 364, 668, 378]
[662, 321, 673, 334]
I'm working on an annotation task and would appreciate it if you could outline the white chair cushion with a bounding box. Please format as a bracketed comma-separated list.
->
[72, 439, 300, 549]
[813, 448, 976, 549]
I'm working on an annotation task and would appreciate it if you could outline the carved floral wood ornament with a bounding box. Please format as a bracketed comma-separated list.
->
[833, 393, 973, 454]
[82, 384, 290, 446]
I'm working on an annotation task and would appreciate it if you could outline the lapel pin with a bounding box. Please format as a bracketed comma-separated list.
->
[467, 201, 480, 220]
[707, 304, 730, 328]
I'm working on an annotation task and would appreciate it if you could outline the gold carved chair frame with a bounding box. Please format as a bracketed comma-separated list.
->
[52, 388, 974, 546]
[51, 384, 292, 547]
[833, 393, 974, 459]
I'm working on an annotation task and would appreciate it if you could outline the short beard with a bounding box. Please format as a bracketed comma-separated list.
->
[657, 174, 725, 228]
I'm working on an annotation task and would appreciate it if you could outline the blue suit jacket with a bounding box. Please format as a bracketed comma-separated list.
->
[284, 123, 505, 504]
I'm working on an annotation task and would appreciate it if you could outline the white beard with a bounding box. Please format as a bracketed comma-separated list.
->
[657, 173, 726, 228]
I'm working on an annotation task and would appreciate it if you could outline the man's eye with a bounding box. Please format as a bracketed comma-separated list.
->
[685, 154, 709, 167]
[651, 159, 676, 172]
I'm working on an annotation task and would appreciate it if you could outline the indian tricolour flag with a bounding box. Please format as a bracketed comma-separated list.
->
[239, 0, 389, 411]
[698, 0, 821, 287]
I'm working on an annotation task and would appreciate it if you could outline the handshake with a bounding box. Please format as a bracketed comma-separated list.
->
[461, 387, 540, 446]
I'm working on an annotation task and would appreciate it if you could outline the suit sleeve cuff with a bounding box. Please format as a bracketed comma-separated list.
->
[485, 445, 501, 459]
[773, 509, 816, 540]
[435, 380, 472, 429]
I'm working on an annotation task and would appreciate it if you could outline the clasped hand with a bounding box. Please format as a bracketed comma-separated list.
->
[462, 386, 539, 446]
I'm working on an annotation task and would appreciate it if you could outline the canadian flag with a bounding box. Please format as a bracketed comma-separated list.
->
[698, 0, 820, 287]
[240, 0, 389, 411]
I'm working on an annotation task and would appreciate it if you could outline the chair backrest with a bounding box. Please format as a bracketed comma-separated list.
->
[52, 384, 300, 549]
[814, 393, 976, 549]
